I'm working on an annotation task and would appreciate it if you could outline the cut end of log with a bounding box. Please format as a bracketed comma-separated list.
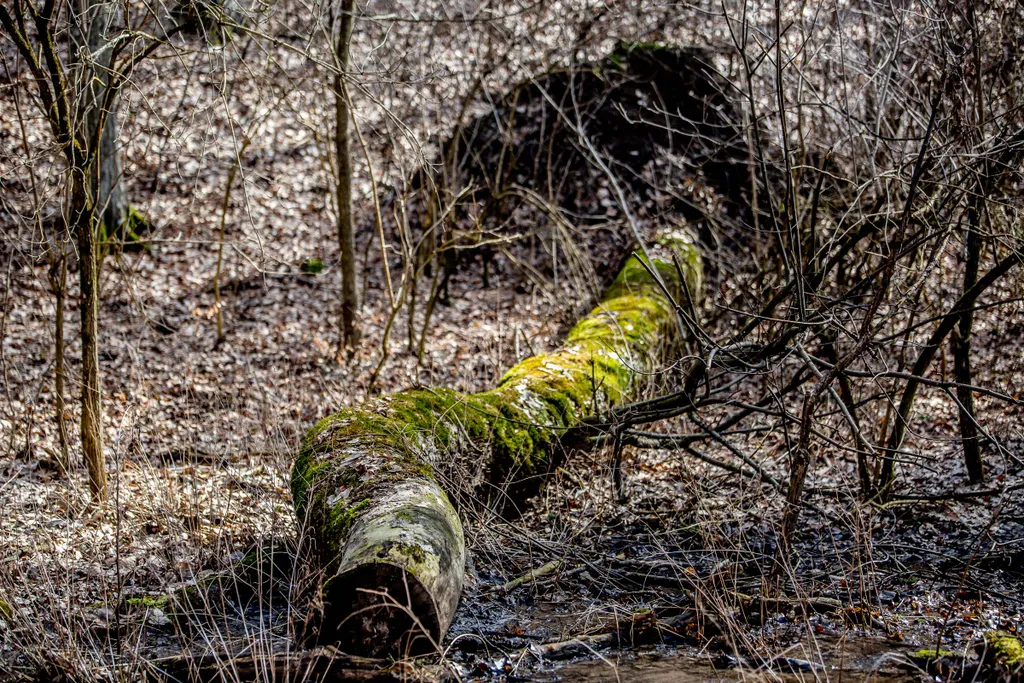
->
[322, 562, 441, 657]
[300, 476, 465, 656]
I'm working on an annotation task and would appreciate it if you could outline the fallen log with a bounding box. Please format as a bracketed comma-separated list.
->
[291, 230, 701, 655]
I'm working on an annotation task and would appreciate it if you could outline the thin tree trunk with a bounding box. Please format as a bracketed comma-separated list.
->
[74, 0, 115, 502]
[819, 328, 872, 496]
[955, 5, 986, 485]
[50, 253, 71, 473]
[86, 0, 128, 242]
[97, 105, 127, 238]
[333, 0, 359, 351]
[214, 139, 249, 344]
[878, 250, 1023, 497]
[954, 214, 982, 483]
[779, 392, 814, 558]
[72, 171, 107, 501]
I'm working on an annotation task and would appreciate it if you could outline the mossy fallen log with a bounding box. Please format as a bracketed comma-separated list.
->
[291, 230, 701, 655]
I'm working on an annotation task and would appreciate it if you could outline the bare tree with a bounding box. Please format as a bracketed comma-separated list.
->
[0, 0, 191, 500]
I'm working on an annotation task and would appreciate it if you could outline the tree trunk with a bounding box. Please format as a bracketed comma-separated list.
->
[72, 171, 107, 501]
[953, 218, 982, 483]
[878, 250, 1023, 497]
[292, 232, 702, 655]
[49, 253, 71, 473]
[96, 104, 128, 238]
[85, 0, 128, 240]
[954, 34, 986, 482]
[956, 0, 985, 485]
[74, 0, 117, 502]
[214, 140, 249, 344]
[333, 0, 360, 350]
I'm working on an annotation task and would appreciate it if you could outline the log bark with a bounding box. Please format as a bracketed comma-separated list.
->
[291, 230, 702, 655]
[982, 630, 1024, 670]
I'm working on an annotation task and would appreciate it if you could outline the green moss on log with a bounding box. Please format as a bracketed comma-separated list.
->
[984, 631, 1024, 667]
[293, 236, 701, 549]
[290, 232, 701, 651]
[301, 257, 325, 274]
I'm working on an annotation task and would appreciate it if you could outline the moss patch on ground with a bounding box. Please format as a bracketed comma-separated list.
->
[125, 595, 170, 611]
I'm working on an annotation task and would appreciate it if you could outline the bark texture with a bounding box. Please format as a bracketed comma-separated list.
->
[48, 253, 70, 472]
[73, 171, 107, 501]
[77, 0, 118, 501]
[292, 230, 702, 655]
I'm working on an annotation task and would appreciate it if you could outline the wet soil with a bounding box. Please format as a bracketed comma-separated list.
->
[548, 638, 922, 683]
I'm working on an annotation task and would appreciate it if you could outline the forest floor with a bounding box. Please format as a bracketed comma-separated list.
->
[2, 155, 1022, 680]
[2, 16, 1024, 683]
